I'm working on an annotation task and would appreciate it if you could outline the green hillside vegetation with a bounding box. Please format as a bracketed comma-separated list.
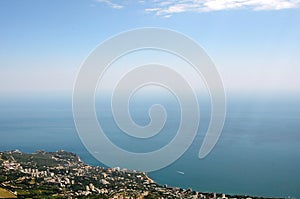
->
[1, 150, 80, 170]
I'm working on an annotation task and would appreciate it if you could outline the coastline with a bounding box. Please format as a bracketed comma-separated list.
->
[0, 149, 289, 199]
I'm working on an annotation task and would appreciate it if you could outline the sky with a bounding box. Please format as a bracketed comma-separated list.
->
[0, 0, 300, 98]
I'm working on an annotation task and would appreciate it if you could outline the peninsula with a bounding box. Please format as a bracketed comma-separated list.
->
[0, 150, 284, 199]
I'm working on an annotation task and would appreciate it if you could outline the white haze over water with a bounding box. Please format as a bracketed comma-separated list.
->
[0, 95, 300, 198]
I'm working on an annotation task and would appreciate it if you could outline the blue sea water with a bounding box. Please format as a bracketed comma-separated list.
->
[0, 94, 300, 198]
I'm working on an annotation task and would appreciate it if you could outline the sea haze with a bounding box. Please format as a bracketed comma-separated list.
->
[0, 94, 299, 198]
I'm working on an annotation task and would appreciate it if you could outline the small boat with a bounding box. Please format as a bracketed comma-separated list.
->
[176, 171, 185, 175]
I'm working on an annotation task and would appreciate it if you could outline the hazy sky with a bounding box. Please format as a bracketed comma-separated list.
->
[1, 0, 300, 96]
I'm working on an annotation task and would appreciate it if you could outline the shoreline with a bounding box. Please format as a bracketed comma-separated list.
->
[0, 149, 290, 199]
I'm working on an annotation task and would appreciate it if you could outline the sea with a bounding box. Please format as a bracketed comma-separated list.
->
[0, 93, 299, 198]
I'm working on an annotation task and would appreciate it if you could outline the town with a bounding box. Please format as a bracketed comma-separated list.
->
[0, 150, 284, 199]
